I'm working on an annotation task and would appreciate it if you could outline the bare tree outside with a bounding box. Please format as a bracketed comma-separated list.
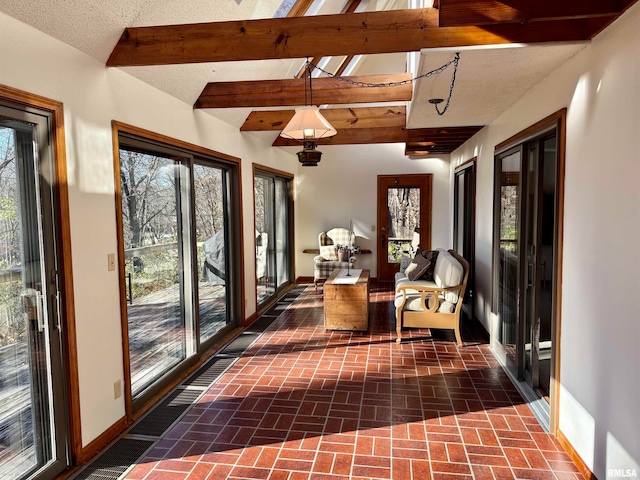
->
[387, 187, 420, 262]
[0, 128, 23, 346]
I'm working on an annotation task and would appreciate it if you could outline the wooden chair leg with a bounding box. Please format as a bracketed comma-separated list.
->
[454, 325, 463, 347]
[395, 309, 403, 343]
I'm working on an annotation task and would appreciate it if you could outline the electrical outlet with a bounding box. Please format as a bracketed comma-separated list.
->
[113, 379, 122, 399]
[108, 253, 116, 271]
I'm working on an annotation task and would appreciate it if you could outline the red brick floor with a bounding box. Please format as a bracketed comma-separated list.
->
[125, 283, 584, 480]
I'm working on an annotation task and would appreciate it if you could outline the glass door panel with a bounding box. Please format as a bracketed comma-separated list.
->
[0, 109, 66, 479]
[455, 175, 465, 253]
[119, 149, 186, 397]
[275, 179, 289, 289]
[524, 143, 541, 385]
[524, 135, 557, 397]
[254, 172, 292, 307]
[453, 163, 476, 321]
[387, 187, 420, 263]
[536, 135, 557, 397]
[193, 164, 230, 344]
[496, 149, 522, 373]
[254, 176, 275, 304]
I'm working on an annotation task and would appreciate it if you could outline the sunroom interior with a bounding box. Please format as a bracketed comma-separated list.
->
[0, 0, 638, 479]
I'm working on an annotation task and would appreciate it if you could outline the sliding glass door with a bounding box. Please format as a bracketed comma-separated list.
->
[493, 126, 561, 408]
[117, 132, 241, 408]
[254, 169, 293, 307]
[0, 104, 68, 479]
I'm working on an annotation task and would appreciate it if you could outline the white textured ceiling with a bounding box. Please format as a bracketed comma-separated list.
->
[0, 0, 587, 131]
[408, 44, 586, 129]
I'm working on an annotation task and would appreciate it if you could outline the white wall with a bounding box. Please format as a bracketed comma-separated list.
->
[0, 12, 298, 446]
[451, 4, 640, 477]
[294, 143, 452, 278]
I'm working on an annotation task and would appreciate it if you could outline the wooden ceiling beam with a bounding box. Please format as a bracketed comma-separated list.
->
[272, 125, 484, 151]
[292, 0, 362, 79]
[405, 126, 484, 153]
[273, 127, 408, 146]
[438, 0, 625, 27]
[241, 106, 406, 131]
[407, 126, 483, 141]
[194, 74, 412, 108]
[107, 9, 600, 67]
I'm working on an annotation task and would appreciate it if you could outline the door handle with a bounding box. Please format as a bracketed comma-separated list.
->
[22, 288, 45, 332]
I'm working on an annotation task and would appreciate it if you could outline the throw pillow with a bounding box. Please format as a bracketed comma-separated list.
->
[320, 245, 339, 261]
[399, 254, 412, 274]
[419, 249, 439, 281]
[405, 252, 431, 281]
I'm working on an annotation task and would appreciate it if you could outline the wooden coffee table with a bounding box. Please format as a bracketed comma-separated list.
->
[324, 268, 370, 331]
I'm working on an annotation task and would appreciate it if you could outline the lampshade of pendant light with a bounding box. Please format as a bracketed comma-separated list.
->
[280, 105, 337, 140]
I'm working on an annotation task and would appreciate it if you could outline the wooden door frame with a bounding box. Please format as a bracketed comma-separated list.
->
[376, 174, 433, 282]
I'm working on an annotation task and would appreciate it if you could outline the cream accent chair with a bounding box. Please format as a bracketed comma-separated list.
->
[313, 228, 356, 290]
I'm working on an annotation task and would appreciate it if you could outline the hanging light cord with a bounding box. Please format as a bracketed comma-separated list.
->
[305, 52, 460, 116]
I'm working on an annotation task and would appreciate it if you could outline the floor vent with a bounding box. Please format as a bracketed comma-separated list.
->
[219, 332, 260, 357]
[245, 316, 277, 333]
[74, 285, 309, 479]
[71, 438, 153, 480]
[182, 356, 235, 388]
[264, 303, 288, 317]
[128, 388, 201, 437]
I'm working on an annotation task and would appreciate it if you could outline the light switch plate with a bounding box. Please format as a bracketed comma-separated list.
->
[113, 379, 121, 399]
[108, 253, 116, 271]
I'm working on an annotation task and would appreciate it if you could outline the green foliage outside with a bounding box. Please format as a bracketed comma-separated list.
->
[388, 241, 412, 263]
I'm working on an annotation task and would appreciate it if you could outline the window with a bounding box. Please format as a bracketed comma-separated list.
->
[116, 126, 241, 409]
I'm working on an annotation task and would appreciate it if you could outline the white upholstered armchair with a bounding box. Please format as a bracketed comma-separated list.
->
[313, 227, 356, 290]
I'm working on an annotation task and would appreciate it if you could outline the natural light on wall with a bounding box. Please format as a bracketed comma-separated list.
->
[606, 432, 639, 478]
[559, 385, 596, 470]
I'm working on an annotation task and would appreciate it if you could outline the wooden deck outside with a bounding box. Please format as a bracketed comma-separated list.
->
[128, 281, 229, 394]
[0, 281, 229, 476]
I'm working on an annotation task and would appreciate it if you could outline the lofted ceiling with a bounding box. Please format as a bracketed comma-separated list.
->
[0, 0, 634, 154]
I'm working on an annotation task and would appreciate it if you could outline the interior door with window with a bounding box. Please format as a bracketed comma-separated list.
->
[0, 105, 68, 480]
[377, 175, 432, 282]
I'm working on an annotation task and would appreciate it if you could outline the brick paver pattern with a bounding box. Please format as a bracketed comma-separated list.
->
[125, 283, 583, 480]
